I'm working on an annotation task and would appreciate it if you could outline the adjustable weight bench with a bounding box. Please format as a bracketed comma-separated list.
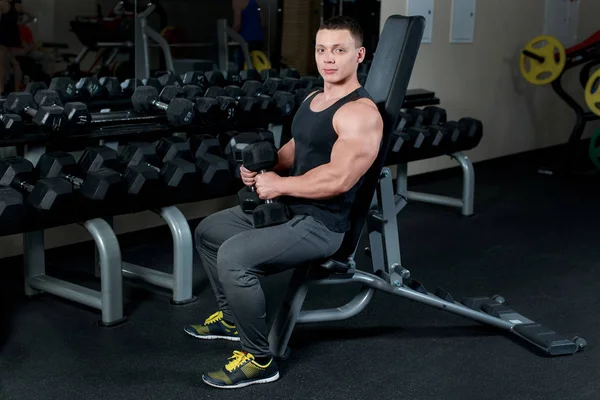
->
[268, 14, 587, 360]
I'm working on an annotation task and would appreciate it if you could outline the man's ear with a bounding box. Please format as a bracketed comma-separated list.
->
[357, 47, 366, 63]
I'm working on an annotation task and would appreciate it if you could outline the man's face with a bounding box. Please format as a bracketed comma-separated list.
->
[315, 29, 365, 84]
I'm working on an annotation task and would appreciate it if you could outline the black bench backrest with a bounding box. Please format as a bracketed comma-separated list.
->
[330, 15, 425, 263]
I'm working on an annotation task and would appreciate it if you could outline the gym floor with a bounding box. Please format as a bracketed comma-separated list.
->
[1, 145, 599, 400]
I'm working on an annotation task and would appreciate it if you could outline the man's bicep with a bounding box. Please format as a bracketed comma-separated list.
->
[330, 113, 383, 190]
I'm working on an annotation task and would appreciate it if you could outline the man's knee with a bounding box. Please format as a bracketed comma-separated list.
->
[194, 208, 236, 249]
[216, 239, 256, 288]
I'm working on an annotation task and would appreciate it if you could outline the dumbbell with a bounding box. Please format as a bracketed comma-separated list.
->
[79, 146, 161, 197]
[34, 90, 92, 134]
[458, 117, 483, 145]
[223, 131, 275, 178]
[37, 152, 123, 202]
[222, 86, 261, 118]
[205, 71, 227, 87]
[401, 107, 448, 149]
[158, 72, 183, 88]
[300, 76, 324, 89]
[159, 135, 233, 197]
[280, 68, 301, 79]
[76, 76, 101, 99]
[121, 78, 142, 97]
[120, 142, 197, 190]
[181, 85, 220, 123]
[243, 80, 295, 121]
[239, 69, 261, 83]
[48, 77, 77, 102]
[241, 141, 291, 228]
[142, 77, 162, 93]
[0, 156, 72, 211]
[99, 77, 122, 99]
[0, 186, 24, 221]
[25, 81, 48, 97]
[204, 87, 237, 120]
[0, 113, 23, 139]
[131, 86, 195, 126]
[3, 92, 65, 133]
[181, 71, 207, 88]
[159, 85, 184, 104]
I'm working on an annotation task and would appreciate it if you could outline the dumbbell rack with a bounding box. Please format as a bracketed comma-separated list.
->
[21, 145, 126, 326]
[95, 140, 196, 306]
[19, 135, 197, 326]
[395, 152, 475, 217]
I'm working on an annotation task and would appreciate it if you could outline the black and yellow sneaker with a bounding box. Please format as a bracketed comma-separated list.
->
[202, 350, 280, 389]
[183, 311, 240, 341]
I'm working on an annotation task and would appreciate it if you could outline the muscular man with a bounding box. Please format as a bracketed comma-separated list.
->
[184, 16, 383, 389]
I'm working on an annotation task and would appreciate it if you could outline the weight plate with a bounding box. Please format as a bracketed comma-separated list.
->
[588, 128, 600, 170]
[584, 69, 600, 117]
[519, 35, 566, 85]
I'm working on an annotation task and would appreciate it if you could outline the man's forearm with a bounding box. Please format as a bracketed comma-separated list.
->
[279, 164, 348, 199]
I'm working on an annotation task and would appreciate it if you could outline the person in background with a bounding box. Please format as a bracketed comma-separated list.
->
[231, 0, 265, 71]
[0, 0, 33, 93]
[0, 0, 23, 93]
[17, 15, 55, 78]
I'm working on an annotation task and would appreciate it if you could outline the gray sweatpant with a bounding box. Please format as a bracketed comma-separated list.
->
[195, 205, 345, 357]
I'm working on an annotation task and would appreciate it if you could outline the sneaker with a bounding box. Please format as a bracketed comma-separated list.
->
[183, 311, 240, 341]
[202, 350, 280, 389]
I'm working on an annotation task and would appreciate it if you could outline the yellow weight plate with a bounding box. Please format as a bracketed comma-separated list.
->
[585, 69, 600, 116]
[519, 35, 566, 85]
[245, 50, 271, 72]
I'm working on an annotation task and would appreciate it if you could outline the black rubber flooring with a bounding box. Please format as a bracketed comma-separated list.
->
[1, 146, 599, 400]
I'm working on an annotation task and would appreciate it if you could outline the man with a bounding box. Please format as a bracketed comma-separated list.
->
[184, 16, 383, 389]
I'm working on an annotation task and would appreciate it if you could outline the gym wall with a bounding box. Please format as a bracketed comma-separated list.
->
[380, 0, 600, 176]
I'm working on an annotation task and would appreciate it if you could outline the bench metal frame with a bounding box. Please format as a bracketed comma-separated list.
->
[269, 167, 586, 358]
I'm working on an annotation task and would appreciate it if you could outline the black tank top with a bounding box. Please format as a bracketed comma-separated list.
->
[282, 87, 374, 233]
[0, 1, 21, 48]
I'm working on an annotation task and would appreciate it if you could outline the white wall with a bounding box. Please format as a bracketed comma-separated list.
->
[381, 0, 600, 176]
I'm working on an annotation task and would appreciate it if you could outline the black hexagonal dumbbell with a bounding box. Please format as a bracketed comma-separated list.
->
[159, 85, 184, 104]
[0, 156, 72, 211]
[36, 151, 123, 202]
[241, 141, 291, 228]
[131, 86, 195, 126]
[3, 92, 66, 133]
[181, 71, 207, 89]
[222, 85, 260, 119]
[25, 81, 49, 98]
[48, 77, 77, 102]
[158, 72, 183, 88]
[34, 89, 92, 134]
[181, 85, 220, 124]
[204, 70, 226, 87]
[78, 146, 161, 197]
[0, 186, 24, 222]
[0, 113, 24, 139]
[121, 78, 143, 98]
[120, 142, 197, 190]
[99, 77, 122, 99]
[204, 86, 237, 120]
[158, 135, 233, 197]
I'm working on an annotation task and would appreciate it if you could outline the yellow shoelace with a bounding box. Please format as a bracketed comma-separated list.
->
[204, 311, 224, 325]
[225, 351, 254, 372]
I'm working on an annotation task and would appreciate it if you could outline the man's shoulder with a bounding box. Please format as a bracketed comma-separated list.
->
[335, 97, 381, 124]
